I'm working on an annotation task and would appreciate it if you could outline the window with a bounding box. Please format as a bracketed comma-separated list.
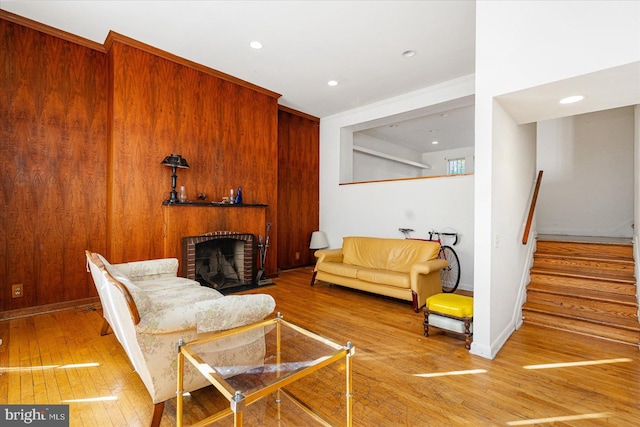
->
[448, 158, 466, 175]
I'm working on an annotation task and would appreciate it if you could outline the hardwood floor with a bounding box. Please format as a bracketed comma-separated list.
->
[2, 267, 639, 426]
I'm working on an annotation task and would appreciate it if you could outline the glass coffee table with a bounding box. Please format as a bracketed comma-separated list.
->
[177, 313, 355, 426]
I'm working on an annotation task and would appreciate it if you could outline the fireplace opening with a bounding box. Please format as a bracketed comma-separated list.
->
[182, 232, 255, 291]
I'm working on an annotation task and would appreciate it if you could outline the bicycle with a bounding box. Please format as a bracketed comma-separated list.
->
[398, 228, 461, 293]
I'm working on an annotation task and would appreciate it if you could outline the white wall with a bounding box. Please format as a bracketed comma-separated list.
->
[320, 75, 476, 291]
[352, 133, 424, 182]
[537, 107, 635, 237]
[489, 102, 537, 347]
[352, 134, 474, 181]
[478, 1, 640, 97]
[635, 105, 640, 298]
[352, 151, 422, 182]
[475, 0, 640, 358]
[327, 175, 475, 291]
[422, 147, 475, 176]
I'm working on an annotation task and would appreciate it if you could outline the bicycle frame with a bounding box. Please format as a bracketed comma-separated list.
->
[428, 231, 458, 246]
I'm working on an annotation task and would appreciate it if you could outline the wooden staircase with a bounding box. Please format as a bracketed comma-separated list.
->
[523, 236, 639, 346]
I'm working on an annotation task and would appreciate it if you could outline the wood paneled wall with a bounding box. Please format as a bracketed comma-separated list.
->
[107, 38, 279, 273]
[1, 13, 317, 315]
[277, 108, 320, 269]
[0, 19, 108, 312]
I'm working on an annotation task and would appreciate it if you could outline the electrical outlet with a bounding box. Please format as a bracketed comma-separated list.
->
[295, 252, 300, 261]
[12, 284, 23, 298]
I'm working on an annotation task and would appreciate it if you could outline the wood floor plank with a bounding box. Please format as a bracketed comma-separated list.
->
[77, 310, 137, 427]
[55, 309, 102, 426]
[1, 267, 639, 426]
[33, 313, 62, 404]
[17, 318, 36, 404]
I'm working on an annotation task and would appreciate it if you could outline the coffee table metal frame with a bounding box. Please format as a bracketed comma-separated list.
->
[176, 313, 355, 426]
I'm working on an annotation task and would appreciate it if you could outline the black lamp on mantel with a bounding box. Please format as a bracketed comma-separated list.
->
[161, 154, 189, 204]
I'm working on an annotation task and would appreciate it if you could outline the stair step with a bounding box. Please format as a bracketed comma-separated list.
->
[522, 303, 640, 345]
[529, 270, 636, 296]
[527, 282, 638, 306]
[533, 254, 635, 279]
[527, 236, 637, 344]
[536, 238, 633, 260]
[526, 286, 638, 318]
[523, 302, 640, 330]
[525, 295, 638, 319]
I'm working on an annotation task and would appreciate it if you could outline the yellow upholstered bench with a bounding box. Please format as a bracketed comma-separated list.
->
[424, 293, 473, 349]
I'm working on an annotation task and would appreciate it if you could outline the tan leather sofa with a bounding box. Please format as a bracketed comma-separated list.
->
[311, 236, 448, 312]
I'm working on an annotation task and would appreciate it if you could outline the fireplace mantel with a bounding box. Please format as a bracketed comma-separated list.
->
[162, 201, 268, 207]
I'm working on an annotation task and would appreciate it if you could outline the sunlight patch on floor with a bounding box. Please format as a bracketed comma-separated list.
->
[0, 365, 59, 372]
[0, 362, 100, 372]
[57, 362, 100, 369]
[523, 358, 632, 370]
[506, 412, 613, 425]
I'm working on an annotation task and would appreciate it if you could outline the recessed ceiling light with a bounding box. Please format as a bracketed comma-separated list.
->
[402, 50, 417, 58]
[431, 141, 439, 145]
[328, 80, 338, 86]
[559, 95, 585, 104]
[428, 129, 437, 133]
[249, 41, 263, 49]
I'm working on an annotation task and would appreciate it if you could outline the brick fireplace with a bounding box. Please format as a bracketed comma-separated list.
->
[182, 231, 255, 290]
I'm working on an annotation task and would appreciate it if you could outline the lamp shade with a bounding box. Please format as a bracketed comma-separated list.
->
[161, 154, 190, 168]
[309, 231, 329, 250]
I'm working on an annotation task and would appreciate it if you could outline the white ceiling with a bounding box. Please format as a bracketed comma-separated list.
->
[358, 103, 475, 153]
[1, 0, 476, 120]
[497, 62, 640, 125]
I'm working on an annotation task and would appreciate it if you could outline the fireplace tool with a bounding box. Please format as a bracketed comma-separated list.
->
[256, 222, 272, 285]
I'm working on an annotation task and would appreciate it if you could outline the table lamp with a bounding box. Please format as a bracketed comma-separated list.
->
[161, 154, 189, 204]
[309, 231, 329, 250]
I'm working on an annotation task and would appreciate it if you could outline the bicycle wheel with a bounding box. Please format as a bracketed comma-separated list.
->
[439, 246, 460, 293]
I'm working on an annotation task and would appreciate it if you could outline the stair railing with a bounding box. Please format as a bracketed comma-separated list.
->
[522, 170, 543, 245]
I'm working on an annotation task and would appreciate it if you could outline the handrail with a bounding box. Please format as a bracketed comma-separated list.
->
[522, 170, 543, 245]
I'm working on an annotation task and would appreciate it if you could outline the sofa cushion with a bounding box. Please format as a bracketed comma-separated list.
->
[195, 294, 277, 333]
[116, 258, 180, 282]
[426, 293, 474, 317]
[145, 285, 223, 313]
[136, 285, 223, 333]
[316, 261, 359, 278]
[133, 276, 198, 292]
[355, 267, 410, 289]
[342, 237, 440, 273]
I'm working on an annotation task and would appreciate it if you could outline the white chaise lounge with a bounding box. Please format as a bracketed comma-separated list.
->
[85, 250, 276, 427]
